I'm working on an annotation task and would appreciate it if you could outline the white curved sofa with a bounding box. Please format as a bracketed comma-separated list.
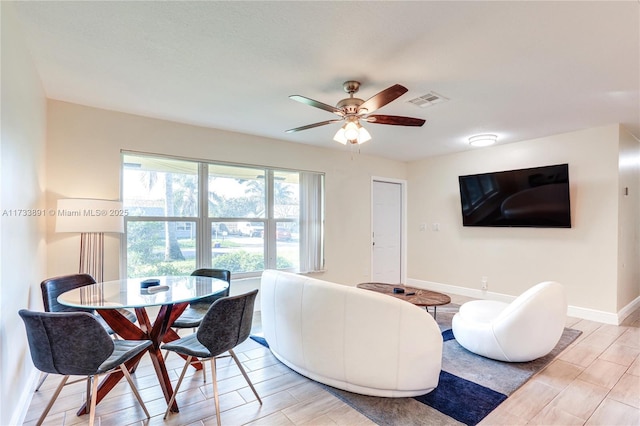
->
[260, 270, 443, 397]
[452, 281, 567, 362]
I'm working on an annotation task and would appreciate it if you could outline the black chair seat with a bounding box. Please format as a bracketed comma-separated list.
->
[97, 309, 137, 334]
[98, 339, 151, 374]
[162, 333, 211, 359]
[171, 304, 209, 329]
[171, 269, 231, 330]
[116, 308, 137, 323]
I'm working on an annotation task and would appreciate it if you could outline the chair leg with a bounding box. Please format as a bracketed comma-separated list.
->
[34, 372, 48, 392]
[120, 364, 150, 419]
[202, 358, 207, 383]
[229, 349, 262, 404]
[163, 355, 193, 419]
[211, 357, 221, 426]
[36, 375, 69, 426]
[89, 375, 99, 426]
[86, 376, 91, 413]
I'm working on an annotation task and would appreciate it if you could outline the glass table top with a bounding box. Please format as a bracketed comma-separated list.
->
[57, 275, 229, 309]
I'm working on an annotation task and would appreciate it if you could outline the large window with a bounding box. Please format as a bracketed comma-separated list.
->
[122, 153, 324, 278]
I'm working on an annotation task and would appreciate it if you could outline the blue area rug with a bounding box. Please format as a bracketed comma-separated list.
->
[415, 370, 506, 425]
[441, 328, 455, 342]
[250, 335, 269, 348]
[250, 305, 581, 426]
[250, 331, 506, 425]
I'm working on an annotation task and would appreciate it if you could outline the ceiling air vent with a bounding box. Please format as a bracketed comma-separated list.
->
[407, 92, 448, 108]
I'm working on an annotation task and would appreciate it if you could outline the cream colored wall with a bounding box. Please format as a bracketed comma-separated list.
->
[407, 125, 622, 315]
[617, 125, 640, 310]
[0, 3, 48, 425]
[46, 106, 634, 318]
[46, 100, 407, 285]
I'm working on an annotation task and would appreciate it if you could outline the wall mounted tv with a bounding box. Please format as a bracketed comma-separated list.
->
[458, 163, 571, 228]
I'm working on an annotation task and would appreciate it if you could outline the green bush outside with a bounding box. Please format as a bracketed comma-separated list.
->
[128, 249, 293, 277]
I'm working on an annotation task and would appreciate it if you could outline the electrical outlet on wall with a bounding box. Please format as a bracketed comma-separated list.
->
[481, 276, 488, 291]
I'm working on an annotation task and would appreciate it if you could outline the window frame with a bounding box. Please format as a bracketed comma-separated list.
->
[120, 151, 323, 279]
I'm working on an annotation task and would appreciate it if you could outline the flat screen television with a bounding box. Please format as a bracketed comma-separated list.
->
[458, 163, 571, 228]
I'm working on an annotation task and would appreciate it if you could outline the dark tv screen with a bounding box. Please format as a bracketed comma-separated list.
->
[458, 164, 571, 228]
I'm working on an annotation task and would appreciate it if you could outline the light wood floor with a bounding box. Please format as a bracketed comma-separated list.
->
[24, 294, 639, 426]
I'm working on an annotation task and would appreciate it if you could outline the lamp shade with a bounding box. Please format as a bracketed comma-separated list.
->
[343, 121, 359, 140]
[56, 199, 124, 233]
[333, 127, 348, 145]
[357, 127, 372, 144]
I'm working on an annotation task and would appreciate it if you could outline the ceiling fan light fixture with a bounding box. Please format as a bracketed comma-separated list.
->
[357, 126, 372, 144]
[468, 134, 497, 147]
[343, 121, 360, 141]
[334, 120, 371, 145]
[333, 127, 348, 145]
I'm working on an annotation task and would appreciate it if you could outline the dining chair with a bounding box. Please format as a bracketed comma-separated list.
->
[162, 289, 261, 425]
[35, 273, 138, 391]
[171, 268, 231, 330]
[41, 273, 138, 328]
[19, 309, 151, 426]
[165, 269, 231, 371]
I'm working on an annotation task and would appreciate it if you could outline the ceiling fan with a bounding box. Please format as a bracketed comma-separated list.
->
[285, 81, 426, 145]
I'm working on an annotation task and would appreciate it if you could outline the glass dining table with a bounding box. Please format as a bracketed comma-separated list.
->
[57, 275, 229, 415]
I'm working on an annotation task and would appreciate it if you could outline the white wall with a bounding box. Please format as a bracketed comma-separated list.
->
[617, 126, 640, 311]
[0, 3, 48, 425]
[45, 102, 638, 322]
[407, 126, 624, 317]
[45, 101, 407, 286]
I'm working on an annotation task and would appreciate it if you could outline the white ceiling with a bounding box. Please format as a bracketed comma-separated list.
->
[10, 1, 640, 162]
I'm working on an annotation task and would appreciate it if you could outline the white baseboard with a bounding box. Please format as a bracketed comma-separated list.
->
[405, 278, 635, 325]
[616, 295, 640, 325]
[405, 278, 515, 303]
[10, 367, 39, 426]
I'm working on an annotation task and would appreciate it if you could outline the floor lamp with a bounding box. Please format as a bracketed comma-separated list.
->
[56, 199, 124, 283]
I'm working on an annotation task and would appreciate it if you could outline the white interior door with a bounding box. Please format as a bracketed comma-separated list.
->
[372, 180, 403, 283]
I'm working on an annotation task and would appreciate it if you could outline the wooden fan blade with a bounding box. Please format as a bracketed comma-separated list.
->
[365, 115, 426, 127]
[358, 84, 408, 114]
[285, 119, 341, 133]
[289, 95, 344, 116]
